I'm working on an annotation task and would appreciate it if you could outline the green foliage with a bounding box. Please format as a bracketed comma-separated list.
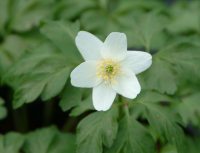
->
[106, 112, 155, 153]
[0, 132, 24, 153]
[0, 127, 75, 153]
[0, 0, 200, 153]
[40, 20, 82, 63]
[0, 98, 7, 120]
[176, 92, 200, 126]
[23, 126, 76, 153]
[77, 107, 119, 153]
[9, 0, 54, 32]
[132, 91, 185, 153]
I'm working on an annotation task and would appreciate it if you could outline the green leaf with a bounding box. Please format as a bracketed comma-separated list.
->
[141, 57, 177, 95]
[184, 137, 200, 153]
[0, 132, 24, 153]
[4, 42, 72, 108]
[70, 94, 94, 116]
[23, 126, 75, 153]
[167, 2, 200, 34]
[158, 41, 200, 83]
[59, 81, 82, 112]
[40, 21, 82, 63]
[0, 0, 9, 34]
[106, 116, 155, 153]
[0, 35, 29, 74]
[77, 107, 119, 153]
[41, 66, 71, 101]
[176, 92, 200, 126]
[0, 98, 7, 120]
[48, 132, 76, 153]
[57, 0, 95, 20]
[9, 0, 54, 31]
[161, 145, 177, 153]
[137, 101, 185, 153]
[130, 11, 168, 51]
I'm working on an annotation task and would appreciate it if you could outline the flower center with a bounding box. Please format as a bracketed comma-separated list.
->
[97, 59, 121, 83]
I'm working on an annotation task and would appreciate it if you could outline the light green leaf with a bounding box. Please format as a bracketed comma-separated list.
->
[59, 81, 82, 112]
[0, 35, 29, 74]
[70, 94, 94, 117]
[4, 42, 72, 108]
[77, 107, 119, 153]
[40, 21, 82, 63]
[137, 101, 185, 153]
[161, 145, 177, 153]
[176, 92, 200, 126]
[141, 57, 177, 95]
[57, 0, 95, 20]
[9, 0, 54, 31]
[23, 126, 75, 153]
[41, 66, 71, 101]
[0, 133, 24, 153]
[167, 2, 200, 34]
[131, 11, 168, 51]
[48, 133, 76, 153]
[106, 116, 155, 153]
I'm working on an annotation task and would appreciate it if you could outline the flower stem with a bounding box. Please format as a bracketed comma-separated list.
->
[124, 103, 130, 125]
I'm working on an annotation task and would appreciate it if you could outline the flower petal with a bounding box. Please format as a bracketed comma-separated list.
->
[112, 69, 141, 99]
[122, 51, 152, 74]
[101, 32, 127, 60]
[93, 83, 116, 111]
[75, 31, 103, 61]
[70, 61, 102, 88]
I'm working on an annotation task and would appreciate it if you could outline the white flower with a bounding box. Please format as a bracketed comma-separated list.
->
[70, 31, 152, 111]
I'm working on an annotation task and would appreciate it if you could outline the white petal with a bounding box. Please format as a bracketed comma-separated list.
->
[101, 32, 127, 60]
[93, 83, 116, 111]
[122, 51, 152, 74]
[70, 61, 102, 88]
[112, 69, 141, 99]
[75, 31, 103, 61]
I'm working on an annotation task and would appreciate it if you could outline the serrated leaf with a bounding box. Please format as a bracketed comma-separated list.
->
[137, 101, 185, 153]
[13, 74, 49, 108]
[23, 126, 75, 153]
[176, 92, 200, 126]
[40, 21, 82, 63]
[4, 41, 72, 108]
[158, 41, 200, 83]
[70, 94, 94, 116]
[0, 132, 24, 153]
[41, 66, 71, 101]
[9, 0, 54, 31]
[167, 2, 200, 34]
[106, 116, 155, 153]
[141, 57, 177, 95]
[131, 11, 167, 51]
[57, 0, 95, 20]
[48, 132, 76, 153]
[161, 145, 177, 153]
[77, 107, 119, 153]
[59, 81, 82, 111]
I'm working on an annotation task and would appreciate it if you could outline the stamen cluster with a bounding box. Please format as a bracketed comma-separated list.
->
[97, 59, 120, 83]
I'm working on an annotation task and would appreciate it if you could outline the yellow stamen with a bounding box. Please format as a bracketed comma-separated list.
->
[97, 59, 121, 84]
